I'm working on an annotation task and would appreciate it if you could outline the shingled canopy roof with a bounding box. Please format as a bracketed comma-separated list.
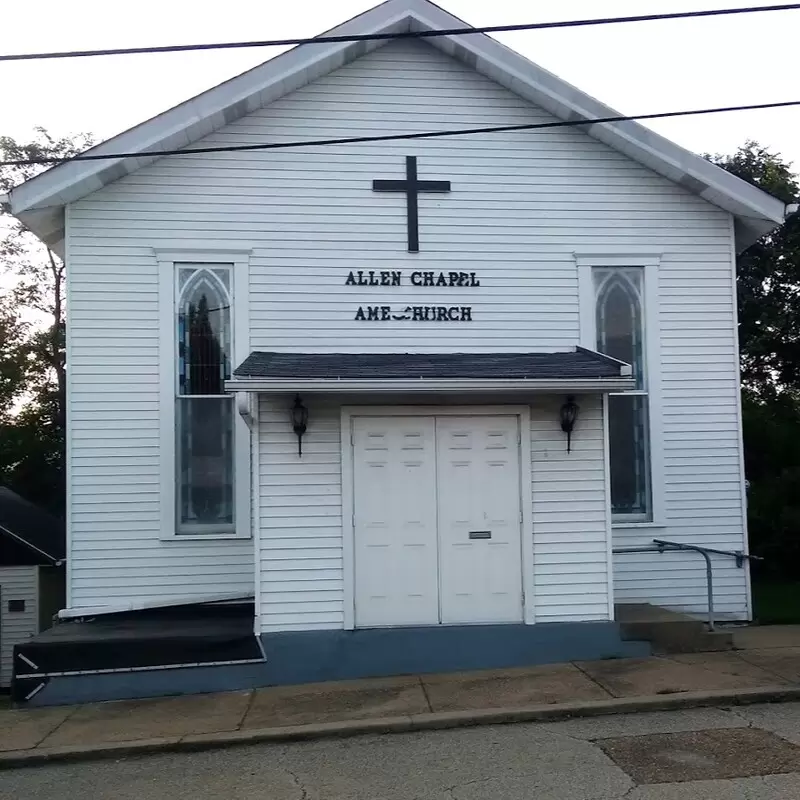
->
[227, 348, 633, 393]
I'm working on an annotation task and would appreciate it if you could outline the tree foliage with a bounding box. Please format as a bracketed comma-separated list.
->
[0, 128, 92, 513]
[0, 297, 31, 420]
[741, 392, 800, 575]
[712, 142, 800, 578]
[712, 142, 800, 396]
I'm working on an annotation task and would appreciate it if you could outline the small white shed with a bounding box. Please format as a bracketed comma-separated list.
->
[0, 487, 65, 689]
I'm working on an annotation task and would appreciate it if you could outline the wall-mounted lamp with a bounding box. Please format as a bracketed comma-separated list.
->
[290, 394, 309, 457]
[560, 395, 579, 453]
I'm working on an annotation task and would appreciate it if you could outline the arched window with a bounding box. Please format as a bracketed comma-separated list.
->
[176, 266, 234, 532]
[594, 268, 652, 520]
[595, 270, 645, 389]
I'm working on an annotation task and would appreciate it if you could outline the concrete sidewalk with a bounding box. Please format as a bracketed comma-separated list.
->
[2, 626, 800, 768]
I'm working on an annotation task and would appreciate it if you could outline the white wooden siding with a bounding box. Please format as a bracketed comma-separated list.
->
[258, 397, 343, 632]
[257, 396, 610, 631]
[67, 37, 745, 618]
[0, 566, 38, 688]
[613, 228, 748, 619]
[531, 395, 611, 622]
[66, 242, 252, 609]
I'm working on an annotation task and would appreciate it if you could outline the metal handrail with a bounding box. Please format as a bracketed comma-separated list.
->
[652, 539, 763, 569]
[612, 538, 763, 632]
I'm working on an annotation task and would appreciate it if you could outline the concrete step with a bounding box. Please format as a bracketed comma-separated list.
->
[615, 603, 734, 654]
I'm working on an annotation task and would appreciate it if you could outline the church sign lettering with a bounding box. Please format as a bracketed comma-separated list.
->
[346, 270, 479, 323]
[345, 271, 481, 288]
[350, 156, 476, 321]
[355, 306, 473, 322]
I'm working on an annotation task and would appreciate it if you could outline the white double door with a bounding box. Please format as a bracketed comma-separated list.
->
[353, 415, 523, 628]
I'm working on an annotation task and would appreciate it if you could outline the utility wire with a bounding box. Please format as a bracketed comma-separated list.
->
[2, 99, 798, 168]
[1, 4, 798, 62]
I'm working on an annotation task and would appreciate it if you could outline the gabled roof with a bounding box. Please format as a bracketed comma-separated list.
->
[4, 0, 788, 254]
[0, 486, 65, 565]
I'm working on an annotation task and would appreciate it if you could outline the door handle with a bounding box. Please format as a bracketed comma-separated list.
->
[468, 530, 491, 540]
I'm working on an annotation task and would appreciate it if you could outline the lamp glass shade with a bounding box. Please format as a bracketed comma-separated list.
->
[560, 396, 579, 432]
[291, 396, 308, 433]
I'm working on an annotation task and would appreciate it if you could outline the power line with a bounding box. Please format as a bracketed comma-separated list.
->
[1, 4, 798, 62]
[2, 99, 798, 168]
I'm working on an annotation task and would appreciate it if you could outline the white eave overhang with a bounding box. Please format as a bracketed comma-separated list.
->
[225, 376, 636, 394]
[6, 0, 788, 255]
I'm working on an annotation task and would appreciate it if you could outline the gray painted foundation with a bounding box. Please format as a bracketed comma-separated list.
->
[24, 621, 650, 706]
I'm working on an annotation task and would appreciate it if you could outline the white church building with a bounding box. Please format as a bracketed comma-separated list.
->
[4, 0, 790, 703]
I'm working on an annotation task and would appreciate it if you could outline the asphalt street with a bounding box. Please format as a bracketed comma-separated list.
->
[2, 703, 800, 799]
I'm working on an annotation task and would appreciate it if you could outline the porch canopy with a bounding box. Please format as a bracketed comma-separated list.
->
[226, 347, 634, 394]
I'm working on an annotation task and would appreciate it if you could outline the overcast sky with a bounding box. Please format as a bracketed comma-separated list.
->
[0, 0, 798, 168]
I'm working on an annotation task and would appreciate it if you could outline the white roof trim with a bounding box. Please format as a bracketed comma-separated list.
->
[225, 377, 636, 393]
[7, 0, 786, 252]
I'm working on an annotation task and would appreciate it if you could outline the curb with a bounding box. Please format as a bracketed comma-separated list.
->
[3, 684, 800, 769]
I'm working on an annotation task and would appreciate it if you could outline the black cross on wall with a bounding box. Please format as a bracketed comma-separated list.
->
[372, 156, 451, 252]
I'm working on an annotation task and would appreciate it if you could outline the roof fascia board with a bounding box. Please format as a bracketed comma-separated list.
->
[410, 1, 785, 228]
[225, 377, 636, 393]
[9, 3, 414, 216]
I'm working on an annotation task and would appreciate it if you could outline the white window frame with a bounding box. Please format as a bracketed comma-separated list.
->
[576, 252, 666, 528]
[156, 249, 252, 540]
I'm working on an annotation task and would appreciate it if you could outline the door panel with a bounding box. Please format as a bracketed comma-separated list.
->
[436, 416, 523, 624]
[353, 417, 439, 627]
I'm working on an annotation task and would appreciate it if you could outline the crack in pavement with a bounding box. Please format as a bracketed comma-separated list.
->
[725, 706, 757, 728]
[236, 690, 257, 731]
[570, 660, 618, 698]
[733, 650, 798, 685]
[285, 768, 310, 800]
[446, 776, 494, 798]
[418, 676, 434, 713]
[34, 706, 81, 749]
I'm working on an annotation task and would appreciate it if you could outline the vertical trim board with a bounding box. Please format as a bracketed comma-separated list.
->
[340, 407, 356, 630]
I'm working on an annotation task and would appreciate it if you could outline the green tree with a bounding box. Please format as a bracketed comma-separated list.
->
[711, 142, 800, 396]
[741, 391, 800, 575]
[0, 128, 93, 512]
[712, 142, 800, 580]
[0, 296, 31, 421]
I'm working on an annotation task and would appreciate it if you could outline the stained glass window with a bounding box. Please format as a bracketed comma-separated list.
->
[176, 267, 234, 533]
[595, 268, 652, 520]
